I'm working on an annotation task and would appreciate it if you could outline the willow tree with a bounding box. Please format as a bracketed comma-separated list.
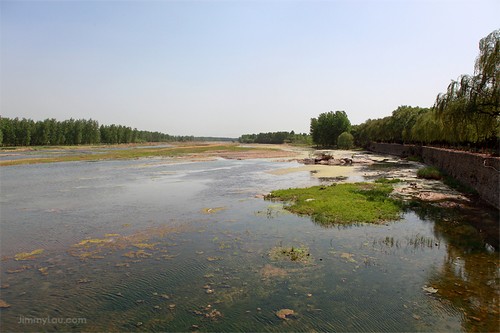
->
[434, 29, 499, 145]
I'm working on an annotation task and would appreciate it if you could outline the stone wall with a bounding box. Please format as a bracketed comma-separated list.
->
[368, 142, 500, 209]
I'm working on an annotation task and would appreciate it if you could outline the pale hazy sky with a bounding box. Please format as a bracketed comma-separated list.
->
[1, 1, 498, 137]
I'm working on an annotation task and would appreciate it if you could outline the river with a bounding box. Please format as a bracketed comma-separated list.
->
[0, 151, 498, 332]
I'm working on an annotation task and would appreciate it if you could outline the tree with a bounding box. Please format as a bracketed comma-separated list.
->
[337, 131, 354, 149]
[434, 29, 499, 145]
[310, 111, 351, 147]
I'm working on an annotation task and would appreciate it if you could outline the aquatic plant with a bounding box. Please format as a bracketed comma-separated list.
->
[267, 182, 402, 225]
[269, 245, 311, 262]
[14, 249, 44, 261]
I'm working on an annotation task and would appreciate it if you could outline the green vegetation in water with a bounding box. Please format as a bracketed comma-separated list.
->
[374, 177, 402, 184]
[417, 166, 443, 180]
[267, 182, 402, 225]
[14, 249, 44, 261]
[269, 245, 311, 262]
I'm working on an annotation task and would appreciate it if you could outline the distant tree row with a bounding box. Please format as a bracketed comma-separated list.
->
[0, 117, 187, 146]
[239, 131, 311, 145]
[353, 29, 499, 151]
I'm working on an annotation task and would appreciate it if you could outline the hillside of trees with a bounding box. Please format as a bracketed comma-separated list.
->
[0, 117, 203, 146]
[353, 29, 499, 151]
[239, 131, 311, 145]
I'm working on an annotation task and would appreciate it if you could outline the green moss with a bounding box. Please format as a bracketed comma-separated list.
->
[267, 182, 402, 225]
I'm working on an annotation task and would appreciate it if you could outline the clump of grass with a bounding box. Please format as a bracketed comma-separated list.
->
[375, 178, 402, 184]
[266, 182, 402, 225]
[417, 166, 442, 180]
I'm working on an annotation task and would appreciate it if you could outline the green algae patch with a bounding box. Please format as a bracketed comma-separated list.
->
[201, 207, 227, 214]
[14, 249, 44, 261]
[267, 182, 402, 225]
[269, 245, 311, 263]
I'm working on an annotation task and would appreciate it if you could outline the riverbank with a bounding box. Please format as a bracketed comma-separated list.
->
[0, 142, 300, 166]
[368, 143, 500, 209]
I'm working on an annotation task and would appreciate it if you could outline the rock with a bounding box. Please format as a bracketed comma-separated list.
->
[205, 309, 222, 320]
[422, 285, 438, 294]
[0, 299, 11, 308]
[276, 309, 296, 320]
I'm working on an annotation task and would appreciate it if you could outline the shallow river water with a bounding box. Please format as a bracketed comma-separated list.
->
[0, 154, 498, 332]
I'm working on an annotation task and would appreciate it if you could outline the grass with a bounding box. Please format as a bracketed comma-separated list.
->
[417, 166, 443, 180]
[266, 182, 402, 225]
[0, 144, 261, 166]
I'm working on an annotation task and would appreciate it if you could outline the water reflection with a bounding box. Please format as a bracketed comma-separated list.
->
[408, 202, 500, 332]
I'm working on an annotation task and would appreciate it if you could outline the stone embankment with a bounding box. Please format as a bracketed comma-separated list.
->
[368, 143, 500, 209]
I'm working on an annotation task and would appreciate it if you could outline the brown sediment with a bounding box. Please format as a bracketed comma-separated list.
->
[68, 224, 190, 261]
[260, 264, 288, 278]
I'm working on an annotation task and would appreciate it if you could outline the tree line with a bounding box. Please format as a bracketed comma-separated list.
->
[239, 131, 312, 145]
[352, 29, 499, 151]
[0, 117, 197, 146]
